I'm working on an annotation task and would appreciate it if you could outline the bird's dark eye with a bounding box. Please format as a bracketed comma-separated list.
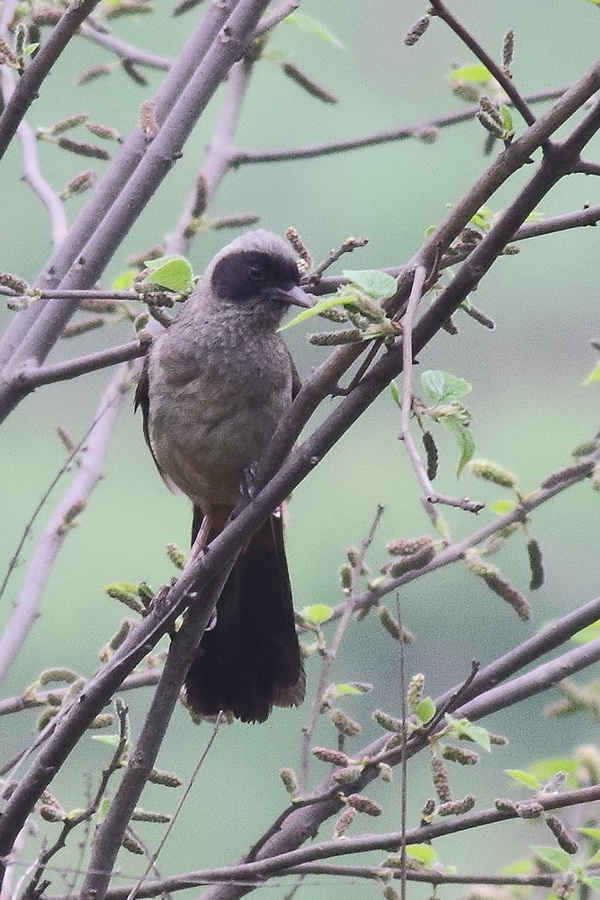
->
[248, 265, 266, 282]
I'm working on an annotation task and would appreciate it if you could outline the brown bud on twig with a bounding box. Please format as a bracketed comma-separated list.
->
[442, 744, 480, 765]
[210, 213, 261, 231]
[312, 747, 350, 766]
[545, 815, 579, 854]
[131, 809, 171, 823]
[32, 6, 63, 25]
[77, 64, 113, 85]
[407, 673, 425, 715]
[173, 0, 205, 15]
[282, 63, 338, 104]
[0, 38, 19, 67]
[147, 769, 182, 787]
[122, 58, 148, 86]
[166, 542, 186, 570]
[279, 767, 299, 799]
[0, 272, 30, 293]
[514, 800, 544, 818]
[502, 29, 515, 76]
[121, 831, 144, 855]
[104, 1, 153, 20]
[482, 571, 531, 621]
[329, 707, 362, 737]
[309, 329, 362, 346]
[461, 302, 495, 329]
[88, 714, 114, 729]
[56, 137, 110, 160]
[59, 170, 97, 201]
[403, 15, 430, 46]
[86, 122, 122, 143]
[421, 797, 436, 823]
[422, 430, 438, 480]
[386, 543, 436, 578]
[437, 794, 476, 816]
[494, 797, 518, 814]
[333, 806, 356, 838]
[431, 755, 451, 803]
[345, 793, 382, 816]
[139, 100, 159, 138]
[527, 538, 544, 590]
[48, 113, 89, 135]
[386, 536, 434, 556]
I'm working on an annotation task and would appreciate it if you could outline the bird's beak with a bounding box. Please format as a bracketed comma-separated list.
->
[272, 285, 312, 309]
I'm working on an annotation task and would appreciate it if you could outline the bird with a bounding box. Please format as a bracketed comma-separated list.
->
[135, 229, 310, 723]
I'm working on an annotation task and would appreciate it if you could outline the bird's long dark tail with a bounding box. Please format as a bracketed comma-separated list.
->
[183, 509, 305, 723]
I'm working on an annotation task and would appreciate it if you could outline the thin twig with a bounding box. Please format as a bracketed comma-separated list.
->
[428, 0, 536, 126]
[0, 364, 132, 680]
[298, 505, 384, 792]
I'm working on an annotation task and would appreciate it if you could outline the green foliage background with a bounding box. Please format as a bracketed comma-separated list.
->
[0, 0, 598, 895]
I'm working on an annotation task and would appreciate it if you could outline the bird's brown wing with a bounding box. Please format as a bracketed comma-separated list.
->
[134, 353, 171, 487]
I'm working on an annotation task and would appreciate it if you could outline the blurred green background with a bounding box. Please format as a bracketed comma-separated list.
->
[1, 0, 599, 896]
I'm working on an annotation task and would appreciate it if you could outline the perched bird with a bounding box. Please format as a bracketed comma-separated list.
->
[135, 230, 310, 723]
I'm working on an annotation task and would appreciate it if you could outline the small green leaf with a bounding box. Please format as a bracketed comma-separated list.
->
[529, 758, 580, 786]
[578, 827, 600, 841]
[421, 370, 472, 404]
[97, 797, 111, 823]
[279, 293, 358, 331]
[505, 769, 542, 790]
[284, 12, 345, 49]
[92, 734, 122, 746]
[533, 846, 572, 872]
[142, 256, 194, 294]
[583, 361, 600, 385]
[586, 851, 600, 867]
[407, 844, 437, 866]
[452, 719, 491, 751]
[498, 104, 513, 132]
[448, 63, 492, 84]
[439, 416, 475, 478]
[389, 380, 402, 408]
[583, 875, 600, 892]
[112, 269, 136, 290]
[342, 269, 398, 300]
[571, 620, 600, 644]
[490, 499, 516, 514]
[334, 684, 365, 696]
[416, 697, 436, 724]
[105, 581, 139, 596]
[302, 604, 333, 625]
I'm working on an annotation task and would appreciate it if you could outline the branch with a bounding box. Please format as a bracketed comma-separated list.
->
[75, 785, 600, 899]
[79, 20, 172, 71]
[0, 364, 132, 682]
[231, 86, 568, 166]
[0, 0, 236, 371]
[428, 0, 536, 126]
[0, 0, 272, 422]
[21, 341, 145, 388]
[0, 0, 104, 161]
[2, 55, 599, 885]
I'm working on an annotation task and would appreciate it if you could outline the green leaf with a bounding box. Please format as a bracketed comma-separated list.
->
[105, 581, 139, 596]
[112, 269, 136, 290]
[415, 697, 436, 724]
[582, 876, 600, 893]
[334, 683, 369, 696]
[407, 844, 438, 866]
[448, 63, 492, 84]
[389, 380, 402, 408]
[301, 604, 333, 625]
[142, 256, 194, 294]
[490, 499, 516, 514]
[279, 292, 359, 331]
[439, 415, 475, 478]
[421, 370, 472, 404]
[529, 758, 580, 786]
[587, 851, 600, 867]
[505, 769, 542, 790]
[92, 734, 122, 746]
[571, 620, 600, 644]
[533, 846, 572, 872]
[342, 269, 398, 300]
[284, 12, 345, 49]
[451, 719, 491, 751]
[578, 827, 600, 841]
[583, 360, 600, 385]
[498, 104, 513, 132]
[97, 797, 111, 823]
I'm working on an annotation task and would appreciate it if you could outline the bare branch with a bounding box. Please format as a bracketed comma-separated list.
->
[0, 365, 132, 682]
